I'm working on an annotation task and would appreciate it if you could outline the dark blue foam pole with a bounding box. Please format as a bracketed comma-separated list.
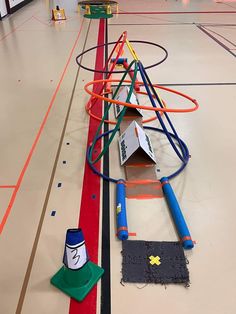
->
[111, 57, 128, 64]
[161, 177, 194, 249]
[116, 180, 128, 240]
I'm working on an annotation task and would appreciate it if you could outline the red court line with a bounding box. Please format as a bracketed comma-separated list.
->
[0, 19, 85, 235]
[0, 186, 16, 189]
[118, 10, 236, 15]
[0, 15, 33, 43]
[69, 19, 105, 314]
[32, 15, 52, 27]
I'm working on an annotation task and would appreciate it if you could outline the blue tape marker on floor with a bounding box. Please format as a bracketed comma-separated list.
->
[57, 183, 62, 187]
[51, 211, 56, 216]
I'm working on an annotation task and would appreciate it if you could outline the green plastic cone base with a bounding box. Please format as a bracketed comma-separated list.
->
[84, 6, 113, 19]
[51, 261, 104, 302]
[84, 13, 113, 19]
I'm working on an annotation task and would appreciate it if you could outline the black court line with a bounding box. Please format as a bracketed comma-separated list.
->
[109, 22, 194, 26]
[113, 83, 236, 87]
[100, 18, 111, 314]
[202, 25, 236, 48]
[110, 23, 236, 27]
[217, 2, 236, 10]
[197, 24, 236, 57]
[158, 82, 236, 87]
[201, 24, 236, 27]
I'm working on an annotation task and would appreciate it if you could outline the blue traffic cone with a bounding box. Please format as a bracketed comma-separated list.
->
[51, 228, 104, 301]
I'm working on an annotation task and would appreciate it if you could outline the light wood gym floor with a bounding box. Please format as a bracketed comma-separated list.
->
[0, 0, 236, 313]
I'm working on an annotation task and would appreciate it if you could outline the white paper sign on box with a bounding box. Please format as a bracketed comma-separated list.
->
[118, 121, 156, 165]
[112, 86, 143, 118]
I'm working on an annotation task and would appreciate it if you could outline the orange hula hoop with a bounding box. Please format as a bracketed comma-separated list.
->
[85, 91, 167, 125]
[84, 79, 199, 114]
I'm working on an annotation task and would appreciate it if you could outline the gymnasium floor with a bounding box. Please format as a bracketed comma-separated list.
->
[0, 0, 236, 313]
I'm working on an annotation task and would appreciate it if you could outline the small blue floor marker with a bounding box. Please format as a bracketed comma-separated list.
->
[51, 211, 56, 216]
[58, 183, 62, 188]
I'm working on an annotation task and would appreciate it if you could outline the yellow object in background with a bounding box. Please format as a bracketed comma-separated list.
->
[106, 5, 112, 15]
[85, 4, 91, 15]
[52, 6, 66, 21]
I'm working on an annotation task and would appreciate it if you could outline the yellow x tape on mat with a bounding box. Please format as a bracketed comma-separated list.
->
[149, 255, 161, 266]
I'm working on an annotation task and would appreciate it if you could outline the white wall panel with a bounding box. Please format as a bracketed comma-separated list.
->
[9, 0, 25, 9]
[0, 0, 7, 17]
